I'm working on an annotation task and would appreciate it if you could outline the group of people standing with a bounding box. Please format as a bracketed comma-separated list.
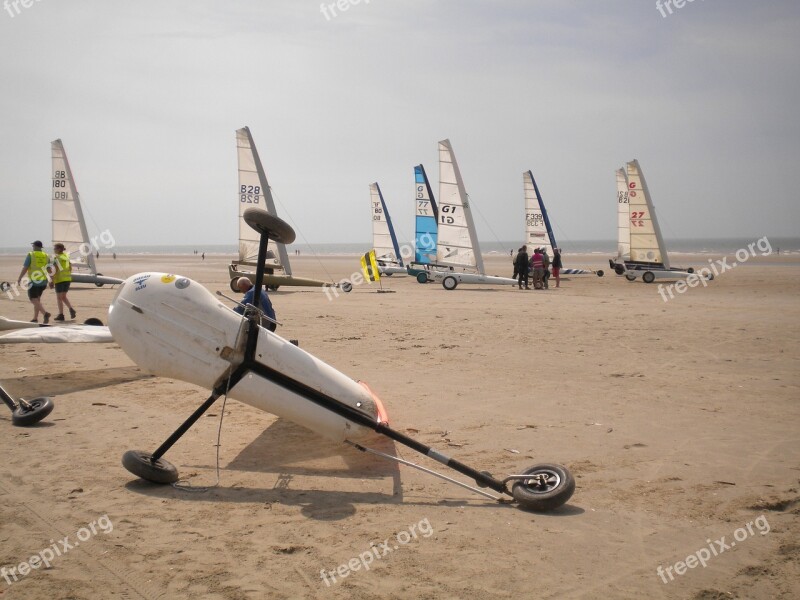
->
[17, 240, 76, 324]
[513, 245, 562, 290]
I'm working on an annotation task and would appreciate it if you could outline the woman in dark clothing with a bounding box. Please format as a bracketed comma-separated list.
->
[552, 247, 563, 288]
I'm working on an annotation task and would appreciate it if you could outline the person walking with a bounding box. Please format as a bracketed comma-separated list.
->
[16, 240, 51, 323]
[541, 248, 551, 289]
[530, 247, 545, 289]
[552, 247, 563, 288]
[514, 246, 529, 289]
[234, 277, 277, 331]
[49, 243, 76, 321]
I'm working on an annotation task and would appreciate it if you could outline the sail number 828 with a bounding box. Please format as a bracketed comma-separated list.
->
[240, 185, 261, 204]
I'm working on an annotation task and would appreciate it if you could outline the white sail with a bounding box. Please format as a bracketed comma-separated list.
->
[436, 139, 484, 273]
[626, 159, 669, 269]
[616, 168, 630, 261]
[523, 170, 555, 256]
[51, 140, 96, 274]
[370, 183, 402, 266]
[236, 127, 291, 275]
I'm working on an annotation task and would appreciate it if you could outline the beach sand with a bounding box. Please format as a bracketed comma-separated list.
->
[0, 252, 798, 599]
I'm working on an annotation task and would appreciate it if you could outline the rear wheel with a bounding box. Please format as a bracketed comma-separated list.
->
[95, 274, 104, 288]
[512, 463, 575, 512]
[614, 264, 626, 276]
[230, 278, 240, 292]
[642, 271, 655, 284]
[0, 281, 10, 292]
[416, 272, 429, 284]
[341, 282, 353, 293]
[12, 397, 54, 426]
[122, 450, 179, 484]
[442, 276, 458, 290]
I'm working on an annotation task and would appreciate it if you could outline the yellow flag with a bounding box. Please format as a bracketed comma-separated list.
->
[360, 250, 381, 282]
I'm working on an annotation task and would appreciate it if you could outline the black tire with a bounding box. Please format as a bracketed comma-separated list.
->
[512, 463, 575, 512]
[0, 281, 10, 292]
[416, 272, 429, 284]
[83, 317, 104, 326]
[614, 264, 626, 276]
[95, 274, 105, 288]
[341, 281, 353, 293]
[267, 285, 279, 292]
[122, 450, 179, 484]
[442, 276, 458, 291]
[625, 273, 637, 282]
[596, 270, 604, 277]
[687, 267, 694, 274]
[12, 397, 54, 426]
[230, 278, 240, 293]
[707, 272, 714, 281]
[642, 271, 655, 284]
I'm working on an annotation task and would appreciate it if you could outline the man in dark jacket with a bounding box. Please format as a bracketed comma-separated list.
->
[514, 246, 530, 289]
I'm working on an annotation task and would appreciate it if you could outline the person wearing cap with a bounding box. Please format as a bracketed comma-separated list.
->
[233, 277, 277, 331]
[17, 240, 51, 323]
[48, 242, 76, 322]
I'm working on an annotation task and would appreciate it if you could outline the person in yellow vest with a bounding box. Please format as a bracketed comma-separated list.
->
[49, 243, 77, 322]
[16, 240, 51, 323]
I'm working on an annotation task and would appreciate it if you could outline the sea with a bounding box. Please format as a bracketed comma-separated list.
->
[1, 238, 798, 257]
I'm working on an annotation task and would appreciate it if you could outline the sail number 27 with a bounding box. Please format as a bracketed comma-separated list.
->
[240, 185, 260, 204]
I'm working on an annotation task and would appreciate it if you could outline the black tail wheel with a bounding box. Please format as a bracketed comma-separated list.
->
[614, 264, 625, 276]
[95, 274, 105, 288]
[122, 450, 179, 484]
[512, 463, 575, 512]
[12, 397, 54, 426]
[596, 270, 604, 277]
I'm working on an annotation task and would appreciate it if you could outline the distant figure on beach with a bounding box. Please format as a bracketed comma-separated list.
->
[234, 277, 276, 331]
[514, 246, 529, 289]
[49, 242, 76, 322]
[113, 252, 117, 260]
[530, 247, 545, 290]
[96, 251, 99, 259]
[541, 248, 551, 289]
[202, 252, 205, 260]
[552, 248, 562, 288]
[17, 240, 51, 323]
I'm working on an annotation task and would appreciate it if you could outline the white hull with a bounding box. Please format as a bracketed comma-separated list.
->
[427, 270, 518, 289]
[71, 273, 124, 286]
[624, 267, 712, 283]
[378, 265, 407, 276]
[108, 273, 384, 442]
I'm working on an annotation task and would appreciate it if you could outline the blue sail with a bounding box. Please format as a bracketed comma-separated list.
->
[414, 164, 438, 264]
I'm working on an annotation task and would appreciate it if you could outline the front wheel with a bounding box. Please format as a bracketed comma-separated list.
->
[122, 450, 179, 484]
[642, 271, 655, 284]
[0, 281, 10, 292]
[442, 276, 458, 291]
[614, 264, 626, 276]
[512, 463, 575, 512]
[625, 273, 637, 282]
[267, 285, 279, 291]
[341, 282, 353, 293]
[687, 267, 695, 274]
[416, 272, 429, 284]
[95, 274, 105, 288]
[596, 270, 604, 277]
[12, 397, 54, 426]
[229, 278, 240, 293]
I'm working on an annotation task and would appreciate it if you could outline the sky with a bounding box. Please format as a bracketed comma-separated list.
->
[1, 0, 798, 249]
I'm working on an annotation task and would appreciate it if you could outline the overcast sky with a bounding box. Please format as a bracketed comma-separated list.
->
[1, 0, 798, 249]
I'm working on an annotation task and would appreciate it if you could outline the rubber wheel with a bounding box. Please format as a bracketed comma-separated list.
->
[614, 264, 626, 276]
[0, 281, 10, 292]
[416, 272, 429, 284]
[341, 281, 353, 293]
[122, 450, 179, 484]
[83, 318, 104, 326]
[687, 267, 694, 274]
[596, 270, 604, 277]
[442, 276, 458, 290]
[267, 285, 279, 292]
[95, 274, 105, 288]
[512, 463, 575, 512]
[707, 273, 714, 281]
[625, 273, 637, 282]
[230, 278, 240, 293]
[642, 271, 655, 284]
[12, 397, 54, 426]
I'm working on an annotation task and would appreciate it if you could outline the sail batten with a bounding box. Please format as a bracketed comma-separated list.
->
[236, 127, 292, 275]
[51, 140, 96, 274]
[436, 139, 484, 273]
[626, 159, 669, 269]
[370, 182, 402, 266]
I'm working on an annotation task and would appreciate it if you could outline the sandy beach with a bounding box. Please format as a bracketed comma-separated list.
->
[0, 252, 798, 599]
